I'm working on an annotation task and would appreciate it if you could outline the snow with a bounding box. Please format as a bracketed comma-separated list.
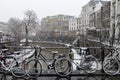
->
[10, 46, 35, 63]
[65, 43, 101, 71]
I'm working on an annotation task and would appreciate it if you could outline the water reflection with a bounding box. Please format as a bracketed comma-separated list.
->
[0, 74, 120, 80]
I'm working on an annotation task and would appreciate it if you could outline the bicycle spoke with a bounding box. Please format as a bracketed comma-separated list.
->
[55, 58, 72, 76]
[83, 56, 98, 73]
[26, 59, 42, 78]
[103, 58, 119, 75]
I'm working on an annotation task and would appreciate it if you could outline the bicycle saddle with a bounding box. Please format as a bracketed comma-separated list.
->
[2, 49, 9, 53]
[57, 54, 66, 58]
[13, 51, 21, 55]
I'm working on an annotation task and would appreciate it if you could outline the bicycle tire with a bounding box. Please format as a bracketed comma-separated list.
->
[103, 58, 120, 75]
[54, 58, 72, 77]
[0, 56, 14, 70]
[11, 60, 26, 78]
[0, 56, 26, 78]
[82, 55, 98, 73]
[26, 59, 42, 79]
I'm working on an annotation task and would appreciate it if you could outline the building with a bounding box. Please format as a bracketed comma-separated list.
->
[101, 1, 111, 40]
[89, 1, 103, 28]
[110, 0, 120, 40]
[0, 22, 14, 42]
[68, 17, 82, 37]
[101, 1, 111, 29]
[69, 18, 77, 31]
[0, 22, 8, 34]
[88, 1, 110, 40]
[69, 17, 82, 31]
[81, 0, 100, 34]
[77, 17, 82, 31]
[41, 14, 75, 32]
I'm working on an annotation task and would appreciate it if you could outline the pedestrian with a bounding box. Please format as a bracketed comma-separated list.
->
[86, 43, 90, 55]
[76, 38, 80, 47]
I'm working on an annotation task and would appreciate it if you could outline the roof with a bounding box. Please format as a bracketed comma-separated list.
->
[88, 0, 109, 7]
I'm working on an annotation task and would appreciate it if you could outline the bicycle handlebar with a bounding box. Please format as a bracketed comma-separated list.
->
[34, 45, 45, 50]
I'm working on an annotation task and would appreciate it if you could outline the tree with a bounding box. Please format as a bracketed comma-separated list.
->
[23, 10, 38, 45]
[8, 18, 22, 42]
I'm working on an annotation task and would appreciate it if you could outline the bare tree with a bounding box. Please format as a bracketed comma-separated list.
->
[23, 10, 38, 45]
[8, 18, 22, 42]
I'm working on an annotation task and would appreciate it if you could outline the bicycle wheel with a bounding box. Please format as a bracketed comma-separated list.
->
[26, 59, 42, 79]
[54, 58, 72, 76]
[11, 61, 26, 78]
[2, 56, 25, 78]
[82, 55, 98, 73]
[103, 58, 120, 75]
[0, 56, 14, 70]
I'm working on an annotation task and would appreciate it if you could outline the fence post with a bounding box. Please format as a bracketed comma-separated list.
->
[34, 46, 38, 71]
[101, 46, 105, 73]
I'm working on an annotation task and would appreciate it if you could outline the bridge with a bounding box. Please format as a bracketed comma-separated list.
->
[0, 41, 120, 80]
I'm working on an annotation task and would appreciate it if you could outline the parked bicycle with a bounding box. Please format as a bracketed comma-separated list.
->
[56, 44, 98, 75]
[103, 46, 120, 75]
[26, 46, 72, 78]
[0, 48, 27, 78]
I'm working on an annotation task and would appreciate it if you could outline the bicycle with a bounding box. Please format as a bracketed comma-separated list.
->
[57, 44, 98, 75]
[103, 46, 120, 75]
[26, 46, 72, 78]
[0, 48, 27, 78]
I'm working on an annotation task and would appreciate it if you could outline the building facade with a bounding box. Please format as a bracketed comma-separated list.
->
[88, 1, 104, 39]
[77, 17, 82, 31]
[89, 1, 103, 28]
[69, 18, 77, 31]
[88, 1, 110, 41]
[101, 1, 111, 40]
[69, 17, 81, 31]
[81, 0, 100, 34]
[0, 22, 8, 34]
[41, 14, 75, 32]
[110, 0, 120, 40]
[101, 1, 111, 29]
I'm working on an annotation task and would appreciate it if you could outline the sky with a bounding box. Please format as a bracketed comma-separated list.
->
[0, 0, 91, 22]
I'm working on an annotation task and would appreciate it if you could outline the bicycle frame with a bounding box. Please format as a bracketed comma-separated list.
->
[37, 48, 56, 69]
[70, 55, 89, 70]
[103, 46, 120, 75]
[65, 44, 98, 72]
[0, 56, 17, 71]
[105, 47, 120, 59]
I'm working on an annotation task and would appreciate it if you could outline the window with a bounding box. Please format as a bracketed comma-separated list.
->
[118, 3, 120, 15]
[112, 4, 116, 17]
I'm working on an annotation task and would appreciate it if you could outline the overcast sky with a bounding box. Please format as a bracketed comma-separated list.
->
[0, 0, 91, 22]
